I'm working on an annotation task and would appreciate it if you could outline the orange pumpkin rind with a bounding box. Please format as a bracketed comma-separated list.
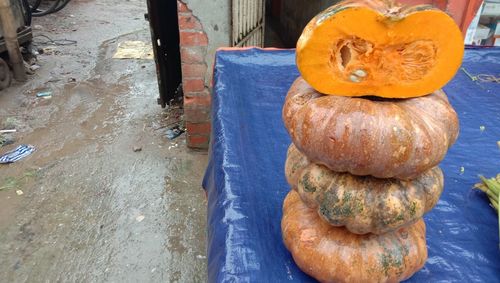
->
[282, 190, 428, 283]
[282, 77, 459, 179]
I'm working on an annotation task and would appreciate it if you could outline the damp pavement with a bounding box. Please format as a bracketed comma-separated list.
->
[0, 0, 208, 282]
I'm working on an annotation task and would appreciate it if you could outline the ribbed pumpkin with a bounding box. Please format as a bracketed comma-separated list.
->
[296, 0, 464, 98]
[285, 144, 443, 235]
[283, 77, 459, 179]
[282, 191, 427, 283]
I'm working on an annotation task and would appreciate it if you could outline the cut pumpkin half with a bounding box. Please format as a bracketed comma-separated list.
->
[296, 0, 464, 98]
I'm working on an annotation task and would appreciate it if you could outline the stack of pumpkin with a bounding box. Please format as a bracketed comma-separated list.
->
[281, 0, 464, 282]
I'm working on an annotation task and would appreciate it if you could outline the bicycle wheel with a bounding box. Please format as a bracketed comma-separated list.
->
[21, 0, 33, 25]
[32, 0, 62, 17]
[52, 0, 71, 13]
[27, 0, 42, 12]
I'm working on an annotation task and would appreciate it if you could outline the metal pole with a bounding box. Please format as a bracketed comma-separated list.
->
[0, 0, 26, 82]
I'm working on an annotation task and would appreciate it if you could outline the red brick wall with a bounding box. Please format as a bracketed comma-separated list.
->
[178, 1, 211, 149]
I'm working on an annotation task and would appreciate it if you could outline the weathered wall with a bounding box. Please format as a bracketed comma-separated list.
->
[181, 0, 231, 83]
[177, 0, 231, 149]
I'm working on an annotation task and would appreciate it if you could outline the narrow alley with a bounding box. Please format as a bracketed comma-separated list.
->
[0, 0, 207, 282]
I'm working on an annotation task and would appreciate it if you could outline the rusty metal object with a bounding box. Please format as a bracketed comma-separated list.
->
[0, 0, 26, 82]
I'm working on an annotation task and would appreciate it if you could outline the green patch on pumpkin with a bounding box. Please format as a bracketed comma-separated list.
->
[300, 173, 316, 193]
[381, 210, 407, 226]
[320, 190, 363, 221]
[409, 201, 417, 217]
[291, 160, 302, 172]
[379, 246, 404, 276]
[394, 212, 405, 223]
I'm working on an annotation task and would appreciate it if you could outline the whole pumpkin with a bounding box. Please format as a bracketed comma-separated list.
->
[282, 190, 428, 283]
[283, 77, 459, 179]
[285, 144, 443, 235]
[296, 0, 464, 98]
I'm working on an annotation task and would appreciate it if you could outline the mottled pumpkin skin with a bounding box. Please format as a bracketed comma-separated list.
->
[285, 144, 443, 235]
[282, 191, 428, 283]
[283, 77, 459, 179]
[284, 143, 311, 187]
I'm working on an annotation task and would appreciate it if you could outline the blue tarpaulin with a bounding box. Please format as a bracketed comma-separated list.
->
[203, 47, 500, 282]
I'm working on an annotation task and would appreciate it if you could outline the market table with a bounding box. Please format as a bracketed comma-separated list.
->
[203, 47, 500, 282]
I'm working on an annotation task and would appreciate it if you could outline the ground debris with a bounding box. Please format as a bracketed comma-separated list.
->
[166, 125, 185, 140]
[36, 91, 52, 98]
[29, 64, 41, 72]
[113, 41, 153, 60]
[0, 135, 15, 147]
[0, 145, 36, 164]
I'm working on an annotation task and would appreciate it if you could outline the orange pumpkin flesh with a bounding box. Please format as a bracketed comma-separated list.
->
[296, 0, 464, 98]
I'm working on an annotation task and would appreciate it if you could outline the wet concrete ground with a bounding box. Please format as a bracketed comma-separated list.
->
[0, 0, 208, 281]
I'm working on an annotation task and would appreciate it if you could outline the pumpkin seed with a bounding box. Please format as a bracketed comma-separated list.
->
[353, 69, 367, 77]
[349, 74, 361, 83]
